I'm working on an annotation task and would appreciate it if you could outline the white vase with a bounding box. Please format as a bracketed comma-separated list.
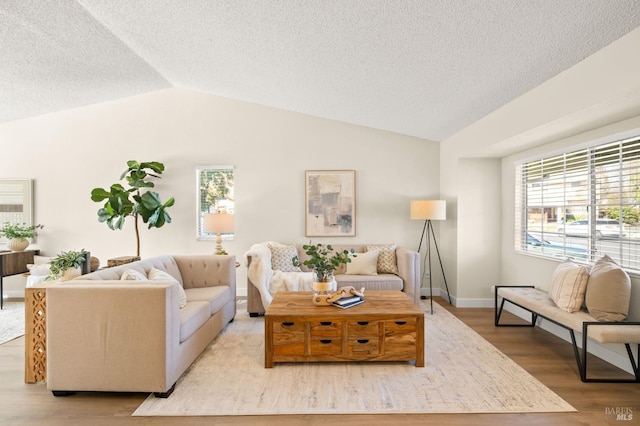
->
[60, 267, 82, 282]
[7, 238, 29, 252]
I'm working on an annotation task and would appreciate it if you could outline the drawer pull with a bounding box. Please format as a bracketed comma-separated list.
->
[282, 322, 295, 326]
[357, 321, 369, 325]
[320, 339, 332, 344]
[395, 321, 407, 325]
[357, 339, 369, 344]
[320, 321, 332, 326]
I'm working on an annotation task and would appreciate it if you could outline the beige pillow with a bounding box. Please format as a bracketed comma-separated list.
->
[148, 267, 187, 309]
[120, 268, 146, 281]
[585, 255, 631, 321]
[346, 250, 379, 275]
[268, 244, 302, 272]
[367, 243, 398, 274]
[548, 260, 589, 313]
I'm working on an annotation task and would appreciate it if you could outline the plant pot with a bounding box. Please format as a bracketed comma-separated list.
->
[7, 238, 29, 252]
[60, 267, 82, 282]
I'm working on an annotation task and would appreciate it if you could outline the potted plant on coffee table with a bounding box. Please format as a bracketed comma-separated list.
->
[292, 243, 354, 296]
[47, 249, 89, 282]
[0, 222, 44, 252]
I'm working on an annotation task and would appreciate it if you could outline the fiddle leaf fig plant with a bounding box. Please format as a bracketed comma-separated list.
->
[91, 161, 175, 257]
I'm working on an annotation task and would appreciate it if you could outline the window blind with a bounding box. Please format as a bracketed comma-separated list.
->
[516, 135, 640, 270]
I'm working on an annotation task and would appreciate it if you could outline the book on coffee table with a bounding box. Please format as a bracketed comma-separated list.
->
[332, 295, 364, 309]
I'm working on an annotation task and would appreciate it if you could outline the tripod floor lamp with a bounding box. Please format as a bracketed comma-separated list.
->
[410, 200, 452, 314]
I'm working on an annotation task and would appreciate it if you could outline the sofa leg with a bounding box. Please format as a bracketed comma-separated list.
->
[154, 383, 176, 398]
[52, 391, 76, 397]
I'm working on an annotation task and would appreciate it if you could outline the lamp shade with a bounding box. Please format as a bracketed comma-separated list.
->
[204, 212, 235, 234]
[410, 200, 446, 221]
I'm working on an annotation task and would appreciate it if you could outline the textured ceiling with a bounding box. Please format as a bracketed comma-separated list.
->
[2, 1, 640, 142]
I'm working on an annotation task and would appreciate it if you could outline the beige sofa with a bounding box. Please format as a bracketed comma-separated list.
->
[46, 255, 236, 398]
[246, 243, 420, 316]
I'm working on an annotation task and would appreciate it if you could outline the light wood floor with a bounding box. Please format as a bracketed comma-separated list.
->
[1, 298, 638, 426]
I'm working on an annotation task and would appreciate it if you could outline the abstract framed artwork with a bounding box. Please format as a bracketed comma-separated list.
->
[305, 170, 356, 237]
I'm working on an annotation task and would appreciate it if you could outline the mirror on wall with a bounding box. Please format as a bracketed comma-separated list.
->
[0, 179, 33, 242]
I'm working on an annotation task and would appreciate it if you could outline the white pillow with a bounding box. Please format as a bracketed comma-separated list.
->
[27, 263, 52, 276]
[148, 267, 187, 309]
[120, 268, 146, 281]
[346, 250, 380, 275]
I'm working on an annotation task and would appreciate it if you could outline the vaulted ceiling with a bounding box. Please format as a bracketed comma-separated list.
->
[2, 1, 640, 142]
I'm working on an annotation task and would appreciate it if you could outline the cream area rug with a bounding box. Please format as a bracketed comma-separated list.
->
[0, 300, 24, 345]
[133, 301, 575, 416]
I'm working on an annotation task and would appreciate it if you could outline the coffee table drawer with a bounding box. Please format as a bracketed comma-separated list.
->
[272, 321, 305, 356]
[347, 337, 380, 355]
[347, 320, 379, 338]
[310, 337, 342, 355]
[310, 320, 342, 338]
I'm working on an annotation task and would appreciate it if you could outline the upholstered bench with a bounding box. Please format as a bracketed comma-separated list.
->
[494, 255, 640, 383]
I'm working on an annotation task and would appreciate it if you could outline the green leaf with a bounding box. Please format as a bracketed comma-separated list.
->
[90, 187, 111, 202]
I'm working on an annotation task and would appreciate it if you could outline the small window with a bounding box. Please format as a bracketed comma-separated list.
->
[196, 166, 234, 240]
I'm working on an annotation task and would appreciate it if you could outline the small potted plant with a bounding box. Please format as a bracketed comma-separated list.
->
[0, 222, 44, 252]
[292, 243, 354, 295]
[47, 249, 89, 281]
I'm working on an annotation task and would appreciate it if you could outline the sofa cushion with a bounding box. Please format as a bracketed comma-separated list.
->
[179, 301, 211, 343]
[367, 243, 398, 274]
[585, 255, 631, 321]
[346, 250, 379, 275]
[548, 260, 589, 313]
[121, 268, 146, 281]
[336, 273, 403, 291]
[269, 244, 301, 272]
[185, 286, 232, 315]
[149, 267, 187, 309]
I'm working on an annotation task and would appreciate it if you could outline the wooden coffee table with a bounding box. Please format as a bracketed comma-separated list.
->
[264, 291, 424, 368]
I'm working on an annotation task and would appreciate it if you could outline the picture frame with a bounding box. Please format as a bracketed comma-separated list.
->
[305, 170, 355, 237]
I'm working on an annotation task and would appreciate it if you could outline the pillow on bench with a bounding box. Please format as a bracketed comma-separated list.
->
[585, 255, 631, 322]
[548, 259, 589, 313]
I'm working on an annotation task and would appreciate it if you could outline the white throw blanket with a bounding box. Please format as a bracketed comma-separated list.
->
[244, 242, 315, 308]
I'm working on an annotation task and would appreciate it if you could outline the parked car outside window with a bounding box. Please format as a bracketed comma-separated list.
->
[556, 219, 625, 239]
[526, 233, 588, 261]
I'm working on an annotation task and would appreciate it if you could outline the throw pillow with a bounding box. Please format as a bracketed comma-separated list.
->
[27, 263, 52, 276]
[268, 244, 301, 272]
[548, 260, 589, 313]
[346, 250, 380, 275]
[585, 255, 631, 321]
[148, 267, 187, 309]
[367, 243, 398, 274]
[120, 268, 146, 281]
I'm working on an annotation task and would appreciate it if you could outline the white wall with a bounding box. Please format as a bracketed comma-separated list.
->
[0, 88, 439, 296]
[440, 26, 640, 306]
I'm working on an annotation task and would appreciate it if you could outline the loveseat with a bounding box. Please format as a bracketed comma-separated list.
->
[46, 254, 236, 397]
[246, 242, 420, 316]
